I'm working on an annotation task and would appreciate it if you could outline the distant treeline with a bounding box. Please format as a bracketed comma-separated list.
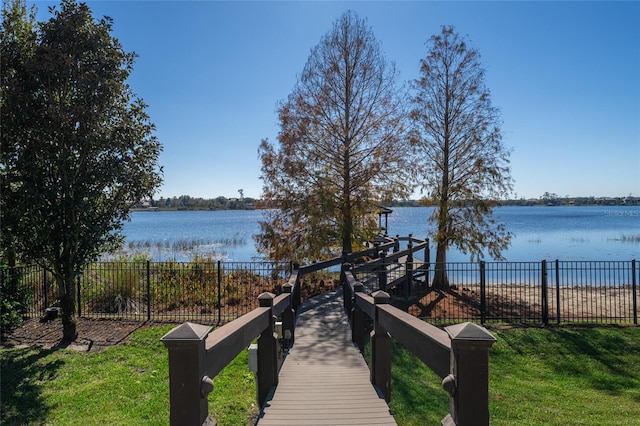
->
[394, 195, 640, 208]
[133, 195, 639, 211]
[133, 195, 259, 211]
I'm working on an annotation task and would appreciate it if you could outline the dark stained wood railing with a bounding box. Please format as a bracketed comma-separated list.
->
[161, 235, 493, 425]
[343, 267, 496, 425]
[161, 270, 302, 425]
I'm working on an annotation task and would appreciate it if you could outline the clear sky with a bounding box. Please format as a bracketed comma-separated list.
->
[29, 1, 640, 200]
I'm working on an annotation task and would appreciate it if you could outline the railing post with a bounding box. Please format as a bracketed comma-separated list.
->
[161, 322, 215, 426]
[480, 261, 486, 325]
[292, 263, 301, 312]
[425, 236, 430, 262]
[257, 292, 278, 408]
[378, 251, 388, 291]
[371, 290, 392, 402]
[405, 239, 414, 301]
[542, 260, 549, 325]
[352, 281, 366, 352]
[282, 283, 295, 347]
[442, 322, 496, 426]
[341, 260, 352, 314]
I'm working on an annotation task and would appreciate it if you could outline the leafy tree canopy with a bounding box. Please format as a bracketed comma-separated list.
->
[0, 0, 163, 339]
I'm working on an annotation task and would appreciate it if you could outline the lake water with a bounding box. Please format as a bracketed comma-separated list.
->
[118, 206, 639, 262]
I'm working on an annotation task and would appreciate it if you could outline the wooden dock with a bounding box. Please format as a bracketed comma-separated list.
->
[257, 289, 397, 426]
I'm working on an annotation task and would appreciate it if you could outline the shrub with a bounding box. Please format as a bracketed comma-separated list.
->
[0, 266, 29, 335]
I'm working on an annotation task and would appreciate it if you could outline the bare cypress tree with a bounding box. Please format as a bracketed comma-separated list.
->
[258, 11, 412, 262]
[411, 26, 513, 290]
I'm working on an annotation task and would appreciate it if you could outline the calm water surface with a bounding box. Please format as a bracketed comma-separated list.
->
[119, 206, 639, 262]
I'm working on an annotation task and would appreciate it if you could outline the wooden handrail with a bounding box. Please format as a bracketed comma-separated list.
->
[351, 240, 428, 273]
[377, 304, 450, 379]
[162, 267, 304, 425]
[161, 236, 437, 426]
[344, 269, 496, 425]
[204, 307, 271, 379]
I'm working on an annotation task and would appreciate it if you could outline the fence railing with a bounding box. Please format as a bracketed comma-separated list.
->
[6, 261, 291, 324]
[6, 257, 638, 326]
[355, 259, 638, 325]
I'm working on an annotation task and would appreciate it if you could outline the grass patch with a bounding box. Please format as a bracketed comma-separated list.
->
[0, 326, 257, 426]
[2, 325, 639, 425]
[389, 326, 640, 425]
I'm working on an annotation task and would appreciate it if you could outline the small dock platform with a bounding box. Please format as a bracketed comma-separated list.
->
[257, 289, 396, 425]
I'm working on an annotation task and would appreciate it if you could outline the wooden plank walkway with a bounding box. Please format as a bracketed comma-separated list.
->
[257, 289, 397, 426]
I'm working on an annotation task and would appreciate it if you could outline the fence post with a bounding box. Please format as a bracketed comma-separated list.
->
[371, 290, 392, 402]
[541, 260, 549, 325]
[443, 322, 496, 426]
[76, 275, 81, 317]
[424, 237, 430, 289]
[257, 292, 278, 408]
[217, 261, 222, 325]
[555, 259, 561, 324]
[632, 259, 637, 325]
[161, 322, 215, 426]
[480, 261, 486, 325]
[43, 267, 49, 310]
[147, 260, 151, 321]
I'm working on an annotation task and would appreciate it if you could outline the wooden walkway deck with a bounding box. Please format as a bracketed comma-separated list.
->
[257, 289, 397, 426]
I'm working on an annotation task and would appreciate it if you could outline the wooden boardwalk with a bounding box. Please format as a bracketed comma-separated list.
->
[257, 289, 397, 426]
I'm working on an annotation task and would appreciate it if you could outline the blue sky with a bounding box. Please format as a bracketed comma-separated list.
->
[30, 1, 639, 200]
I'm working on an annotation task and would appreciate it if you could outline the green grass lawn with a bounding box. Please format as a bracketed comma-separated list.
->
[0, 326, 257, 426]
[1, 325, 639, 425]
[390, 326, 640, 426]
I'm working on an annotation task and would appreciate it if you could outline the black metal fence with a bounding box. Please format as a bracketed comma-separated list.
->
[5, 259, 638, 326]
[6, 261, 290, 324]
[355, 259, 638, 325]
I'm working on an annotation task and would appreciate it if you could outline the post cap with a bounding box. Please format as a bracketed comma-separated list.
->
[372, 290, 390, 304]
[161, 322, 212, 343]
[445, 322, 496, 343]
[258, 292, 276, 307]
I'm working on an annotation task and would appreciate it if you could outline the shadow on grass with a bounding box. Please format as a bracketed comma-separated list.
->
[0, 347, 64, 424]
[388, 340, 449, 425]
[545, 327, 640, 395]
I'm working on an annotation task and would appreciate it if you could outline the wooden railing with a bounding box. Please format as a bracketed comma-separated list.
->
[161, 269, 301, 425]
[161, 235, 490, 426]
[342, 267, 496, 425]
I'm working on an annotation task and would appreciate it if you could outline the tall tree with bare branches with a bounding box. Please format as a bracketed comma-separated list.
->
[258, 11, 412, 262]
[411, 26, 513, 289]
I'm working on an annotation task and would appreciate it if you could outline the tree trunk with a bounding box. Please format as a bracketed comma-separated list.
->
[432, 241, 450, 290]
[60, 278, 77, 341]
